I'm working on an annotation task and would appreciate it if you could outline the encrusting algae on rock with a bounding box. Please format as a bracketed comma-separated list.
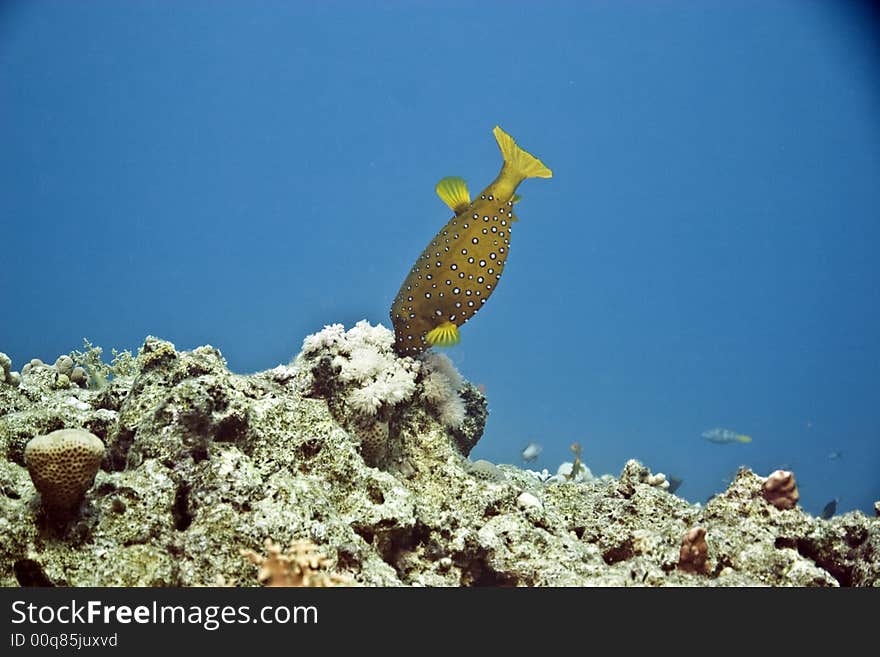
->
[390, 126, 552, 355]
[1, 329, 879, 587]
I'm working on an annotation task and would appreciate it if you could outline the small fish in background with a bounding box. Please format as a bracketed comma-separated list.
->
[827, 450, 843, 461]
[819, 499, 838, 520]
[667, 475, 684, 495]
[702, 427, 752, 445]
[521, 442, 542, 463]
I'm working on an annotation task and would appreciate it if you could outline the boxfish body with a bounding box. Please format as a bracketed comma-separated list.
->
[391, 126, 552, 355]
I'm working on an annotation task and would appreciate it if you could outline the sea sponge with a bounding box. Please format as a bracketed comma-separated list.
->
[24, 428, 105, 514]
[21, 358, 44, 375]
[70, 367, 88, 387]
[762, 470, 799, 510]
[54, 355, 74, 377]
[241, 538, 349, 587]
[678, 527, 709, 574]
[0, 352, 20, 386]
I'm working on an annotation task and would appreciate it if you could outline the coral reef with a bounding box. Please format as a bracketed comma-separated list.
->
[0, 324, 878, 587]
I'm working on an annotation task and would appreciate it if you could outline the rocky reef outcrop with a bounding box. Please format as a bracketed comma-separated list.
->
[0, 325, 877, 587]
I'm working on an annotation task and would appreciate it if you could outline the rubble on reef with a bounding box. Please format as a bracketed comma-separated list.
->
[0, 325, 878, 587]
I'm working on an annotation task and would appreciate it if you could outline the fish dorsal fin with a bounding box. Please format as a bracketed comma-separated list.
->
[436, 176, 471, 214]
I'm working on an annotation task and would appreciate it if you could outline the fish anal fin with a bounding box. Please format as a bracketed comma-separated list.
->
[436, 176, 471, 214]
[425, 321, 460, 348]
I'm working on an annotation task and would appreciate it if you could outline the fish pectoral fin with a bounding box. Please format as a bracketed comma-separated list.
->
[436, 176, 471, 214]
[425, 321, 460, 348]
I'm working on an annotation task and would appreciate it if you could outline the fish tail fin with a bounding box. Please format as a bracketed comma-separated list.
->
[738, 434, 752, 443]
[494, 125, 553, 180]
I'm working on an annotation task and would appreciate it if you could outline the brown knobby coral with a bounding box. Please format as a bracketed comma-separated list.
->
[762, 469, 799, 510]
[678, 527, 709, 574]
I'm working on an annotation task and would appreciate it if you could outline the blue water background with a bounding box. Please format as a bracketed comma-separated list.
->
[2, 2, 878, 514]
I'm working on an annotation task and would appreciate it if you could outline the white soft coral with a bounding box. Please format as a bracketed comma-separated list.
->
[420, 353, 465, 429]
[297, 321, 419, 417]
[293, 320, 469, 461]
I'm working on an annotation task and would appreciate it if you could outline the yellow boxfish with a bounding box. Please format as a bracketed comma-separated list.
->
[391, 126, 552, 355]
